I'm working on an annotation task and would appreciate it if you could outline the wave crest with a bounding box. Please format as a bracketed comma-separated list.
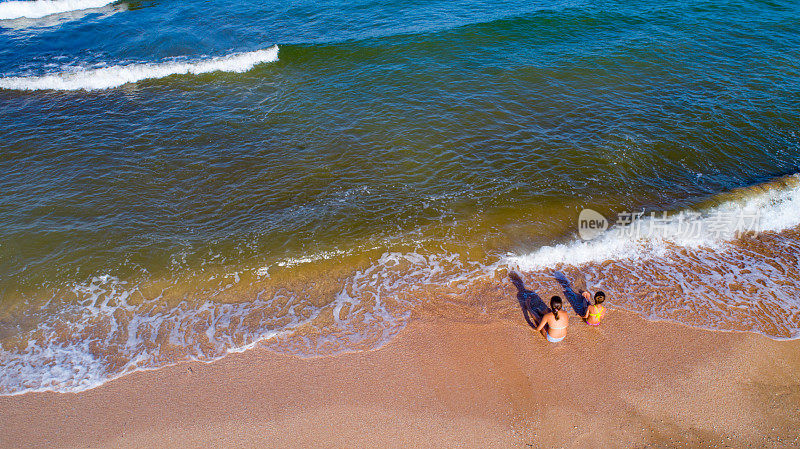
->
[507, 175, 800, 270]
[0, 46, 279, 91]
[0, 0, 116, 20]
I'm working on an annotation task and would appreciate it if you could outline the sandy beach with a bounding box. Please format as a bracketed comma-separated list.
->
[1, 293, 798, 449]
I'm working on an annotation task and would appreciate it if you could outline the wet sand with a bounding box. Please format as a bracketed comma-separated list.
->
[1, 306, 799, 448]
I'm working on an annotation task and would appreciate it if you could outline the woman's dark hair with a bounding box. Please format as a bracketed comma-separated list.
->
[550, 296, 563, 319]
[594, 291, 606, 304]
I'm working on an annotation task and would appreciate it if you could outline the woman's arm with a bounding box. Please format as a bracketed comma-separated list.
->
[535, 313, 549, 332]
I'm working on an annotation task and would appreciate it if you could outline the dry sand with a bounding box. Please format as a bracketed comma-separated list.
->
[1, 307, 799, 448]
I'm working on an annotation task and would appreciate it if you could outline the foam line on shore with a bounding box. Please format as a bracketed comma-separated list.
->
[0, 46, 279, 91]
[0, 250, 487, 395]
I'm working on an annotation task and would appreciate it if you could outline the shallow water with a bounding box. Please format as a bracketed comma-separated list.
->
[0, 0, 799, 394]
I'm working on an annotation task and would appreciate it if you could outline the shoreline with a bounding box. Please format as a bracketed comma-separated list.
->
[1, 306, 798, 448]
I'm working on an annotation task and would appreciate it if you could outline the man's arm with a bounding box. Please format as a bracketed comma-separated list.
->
[581, 291, 592, 318]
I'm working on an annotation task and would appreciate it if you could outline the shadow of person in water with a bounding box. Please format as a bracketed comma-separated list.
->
[509, 272, 549, 329]
[553, 271, 589, 317]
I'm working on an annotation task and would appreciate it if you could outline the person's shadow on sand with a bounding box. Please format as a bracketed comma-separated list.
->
[553, 271, 589, 317]
[509, 272, 549, 328]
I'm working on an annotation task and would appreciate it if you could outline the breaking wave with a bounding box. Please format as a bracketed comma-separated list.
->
[0, 46, 279, 91]
[507, 175, 800, 270]
[0, 0, 116, 20]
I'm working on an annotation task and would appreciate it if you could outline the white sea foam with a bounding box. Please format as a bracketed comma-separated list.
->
[0, 2, 124, 29]
[0, 274, 308, 395]
[507, 174, 800, 270]
[0, 0, 115, 20]
[0, 46, 279, 91]
[276, 249, 349, 268]
[0, 249, 489, 395]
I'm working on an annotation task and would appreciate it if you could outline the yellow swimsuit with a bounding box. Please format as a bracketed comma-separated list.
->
[587, 305, 604, 326]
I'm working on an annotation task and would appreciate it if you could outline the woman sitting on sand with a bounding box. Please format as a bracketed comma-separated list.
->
[582, 291, 606, 325]
[535, 296, 568, 343]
